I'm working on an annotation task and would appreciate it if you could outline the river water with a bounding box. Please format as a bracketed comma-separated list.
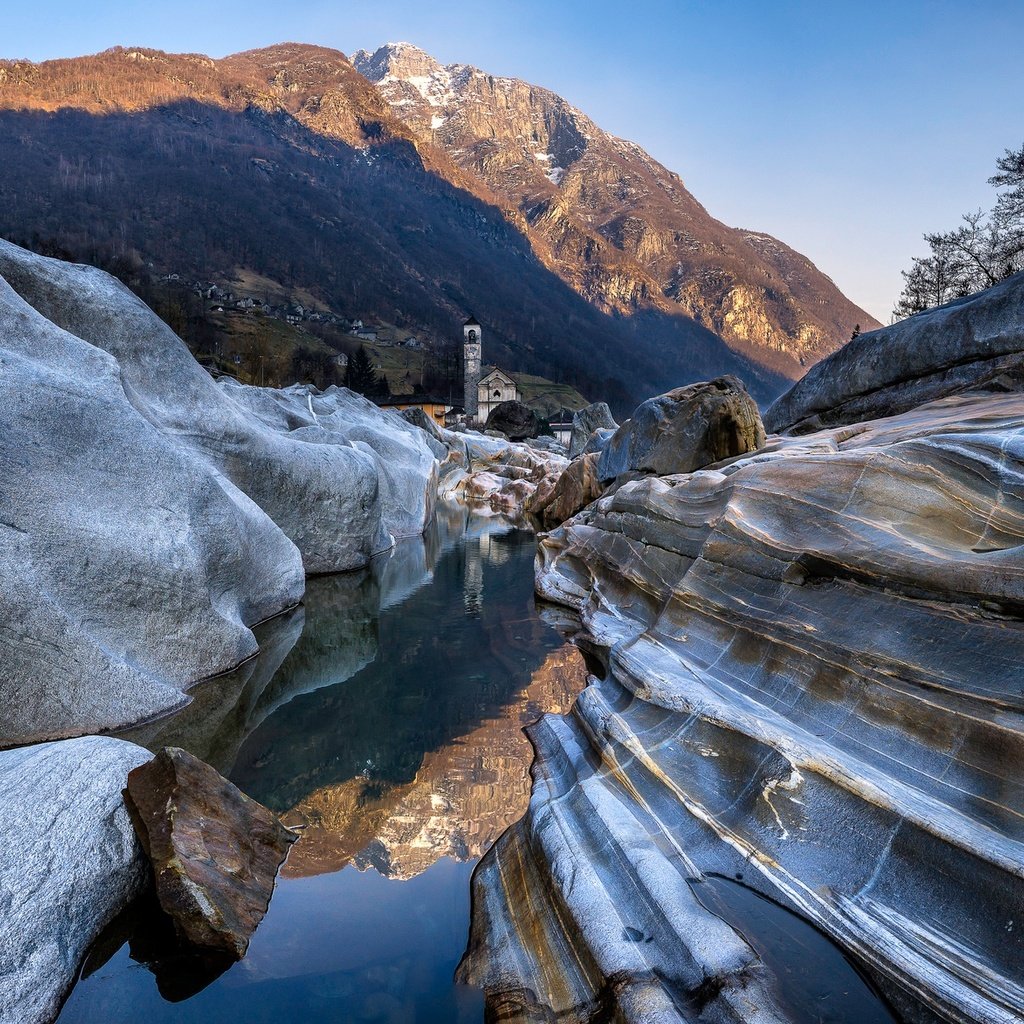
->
[57, 501, 899, 1024]
[58, 503, 586, 1024]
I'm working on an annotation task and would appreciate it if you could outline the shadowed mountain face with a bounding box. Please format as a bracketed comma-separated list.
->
[353, 43, 878, 377]
[0, 43, 869, 406]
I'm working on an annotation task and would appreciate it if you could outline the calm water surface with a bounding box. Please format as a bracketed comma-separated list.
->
[59, 504, 585, 1024]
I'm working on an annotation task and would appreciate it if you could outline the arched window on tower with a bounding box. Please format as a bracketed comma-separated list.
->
[467, 330, 477, 342]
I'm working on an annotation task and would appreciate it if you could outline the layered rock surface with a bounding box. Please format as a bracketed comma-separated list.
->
[462, 390, 1024, 1023]
[0, 239, 437, 746]
[765, 271, 1024, 434]
[0, 737, 151, 1024]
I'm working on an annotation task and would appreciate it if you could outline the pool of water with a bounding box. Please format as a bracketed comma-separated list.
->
[58, 503, 586, 1024]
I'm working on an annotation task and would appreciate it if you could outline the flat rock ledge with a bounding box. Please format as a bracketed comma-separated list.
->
[461, 391, 1024, 1024]
[125, 746, 296, 959]
[0, 736, 151, 1024]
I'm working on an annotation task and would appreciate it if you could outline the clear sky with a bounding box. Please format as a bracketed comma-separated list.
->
[4, 0, 1022, 322]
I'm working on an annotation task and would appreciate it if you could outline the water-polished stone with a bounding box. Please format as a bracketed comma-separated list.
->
[125, 747, 296, 959]
[464, 391, 1024, 1024]
[597, 375, 765, 483]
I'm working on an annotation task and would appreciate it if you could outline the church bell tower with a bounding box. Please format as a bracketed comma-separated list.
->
[463, 316, 482, 421]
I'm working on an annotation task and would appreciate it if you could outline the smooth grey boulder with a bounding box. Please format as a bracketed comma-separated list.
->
[0, 736, 151, 1024]
[220, 381, 438, 544]
[765, 271, 1024, 434]
[484, 400, 539, 441]
[0, 269, 304, 746]
[569, 402, 617, 458]
[0, 240, 424, 572]
[597, 375, 765, 483]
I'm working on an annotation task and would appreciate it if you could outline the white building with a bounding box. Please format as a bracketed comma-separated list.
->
[477, 367, 520, 422]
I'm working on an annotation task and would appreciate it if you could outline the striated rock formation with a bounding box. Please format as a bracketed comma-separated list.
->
[0, 238, 438, 747]
[529, 452, 603, 528]
[125, 747, 295, 958]
[765, 270, 1024, 434]
[442, 431, 569, 514]
[569, 401, 618, 459]
[0, 737, 151, 1024]
[463, 390, 1024, 1023]
[597, 375, 765, 483]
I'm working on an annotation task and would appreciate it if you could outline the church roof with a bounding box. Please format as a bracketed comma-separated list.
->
[479, 366, 518, 385]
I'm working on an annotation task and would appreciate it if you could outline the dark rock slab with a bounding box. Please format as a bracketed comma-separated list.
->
[569, 402, 618, 458]
[485, 400, 540, 441]
[124, 747, 296, 959]
[597, 375, 765, 483]
[765, 271, 1024, 434]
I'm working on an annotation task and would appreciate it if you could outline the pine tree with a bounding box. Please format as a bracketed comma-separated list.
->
[344, 345, 379, 396]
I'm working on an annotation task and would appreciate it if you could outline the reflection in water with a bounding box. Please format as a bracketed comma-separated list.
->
[59, 503, 586, 1024]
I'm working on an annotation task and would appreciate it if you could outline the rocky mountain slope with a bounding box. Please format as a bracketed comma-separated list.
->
[0, 43, 873, 407]
[354, 42, 877, 378]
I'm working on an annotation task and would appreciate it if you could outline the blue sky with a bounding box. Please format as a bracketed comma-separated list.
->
[4, 0, 1022, 321]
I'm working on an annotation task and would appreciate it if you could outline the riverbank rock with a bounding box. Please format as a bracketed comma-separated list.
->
[765, 271, 1024, 434]
[0, 736, 151, 1024]
[569, 401, 617, 458]
[125, 747, 296, 959]
[441, 432, 568, 514]
[597, 375, 765, 483]
[464, 390, 1024, 1023]
[485, 400, 539, 441]
[0, 238, 441, 745]
[528, 452, 603, 527]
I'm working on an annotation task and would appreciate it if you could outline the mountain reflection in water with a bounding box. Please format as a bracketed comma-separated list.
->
[59, 503, 585, 1024]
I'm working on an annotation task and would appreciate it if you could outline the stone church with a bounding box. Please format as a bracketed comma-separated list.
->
[463, 316, 521, 424]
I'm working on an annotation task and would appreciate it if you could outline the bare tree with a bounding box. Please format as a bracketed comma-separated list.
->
[894, 144, 1024, 320]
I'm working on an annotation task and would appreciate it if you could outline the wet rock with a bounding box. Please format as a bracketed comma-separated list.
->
[529, 452, 603, 527]
[765, 271, 1024, 434]
[124, 747, 296, 959]
[485, 400, 540, 441]
[597, 375, 765, 483]
[569, 402, 617, 458]
[0, 736, 151, 1024]
[466, 391, 1024, 1023]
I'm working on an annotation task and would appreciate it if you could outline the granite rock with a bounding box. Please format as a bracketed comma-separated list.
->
[765, 271, 1024, 435]
[597, 375, 765, 483]
[0, 736, 151, 1024]
[125, 747, 296, 958]
[568, 402, 617, 459]
[485, 400, 540, 441]
[528, 452, 603, 527]
[465, 391, 1024, 1023]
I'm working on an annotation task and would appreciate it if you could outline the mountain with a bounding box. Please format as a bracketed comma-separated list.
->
[0, 43, 874, 408]
[352, 43, 878, 378]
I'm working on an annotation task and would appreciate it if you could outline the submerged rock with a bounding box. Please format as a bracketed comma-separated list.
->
[568, 401, 617, 458]
[0, 736, 151, 1024]
[465, 391, 1024, 1023]
[765, 271, 1024, 434]
[597, 375, 765, 483]
[125, 747, 296, 959]
[485, 400, 540, 441]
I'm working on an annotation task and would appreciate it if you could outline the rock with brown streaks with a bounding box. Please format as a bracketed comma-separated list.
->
[124, 747, 296, 959]
[464, 390, 1024, 1024]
